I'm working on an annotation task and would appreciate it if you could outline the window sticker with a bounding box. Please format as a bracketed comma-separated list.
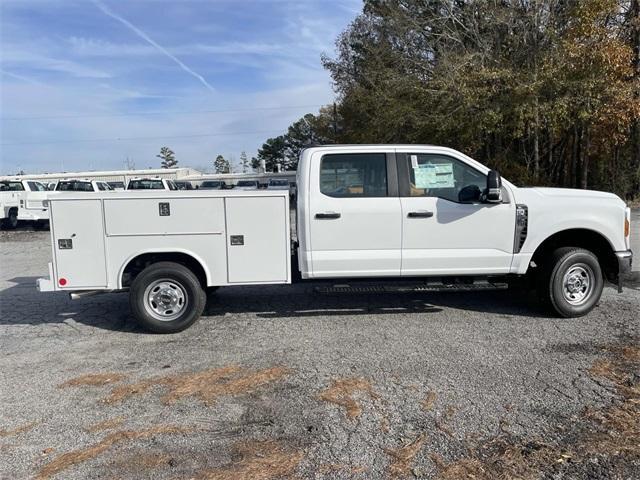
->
[413, 163, 454, 188]
[410, 155, 419, 168]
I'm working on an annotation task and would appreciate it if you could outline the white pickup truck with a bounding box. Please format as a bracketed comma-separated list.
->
[0, 179, 50, 228]
[37, 145, 633, 332]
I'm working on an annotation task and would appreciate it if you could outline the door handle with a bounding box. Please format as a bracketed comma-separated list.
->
[407, 211, 434, 218]
[315, 212, 341, 219]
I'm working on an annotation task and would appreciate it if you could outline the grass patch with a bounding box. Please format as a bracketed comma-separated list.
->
[103, 365, 290, 406]
[318, 377, 378, 419]
[36, 425, 189, 479]
[384, 434, 427, 478]
[193, 440, 303, 480]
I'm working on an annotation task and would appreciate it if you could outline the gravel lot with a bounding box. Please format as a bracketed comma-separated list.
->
[0, 215, 638, 480]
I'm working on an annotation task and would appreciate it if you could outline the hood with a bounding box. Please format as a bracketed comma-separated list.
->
[523, 187, 622, 202]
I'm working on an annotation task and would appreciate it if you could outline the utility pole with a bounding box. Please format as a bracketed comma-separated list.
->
[332, 102, 338, 142]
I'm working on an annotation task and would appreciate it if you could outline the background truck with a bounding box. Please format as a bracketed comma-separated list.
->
[0, 179, 50, 228]
[55, 179, 114, 192]
[126, 177, 177, 190]
[37, 145, 633, 333]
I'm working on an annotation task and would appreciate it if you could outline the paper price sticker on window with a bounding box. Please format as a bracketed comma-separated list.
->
[413, 163, 454, 189]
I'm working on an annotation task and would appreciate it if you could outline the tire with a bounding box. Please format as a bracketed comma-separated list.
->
[538, 247, 603, 317]
[34, 220, 49, 230]
[129, 261, 206, 333]
[2, 209, 18, 229]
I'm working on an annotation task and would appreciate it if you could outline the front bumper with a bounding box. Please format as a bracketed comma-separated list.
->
[615, 250, 633, 293]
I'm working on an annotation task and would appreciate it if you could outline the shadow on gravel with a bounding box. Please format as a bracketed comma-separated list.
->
[0, 276, 135, 333]
[5, 274, 634, 332]
[203, 285, 550, 320]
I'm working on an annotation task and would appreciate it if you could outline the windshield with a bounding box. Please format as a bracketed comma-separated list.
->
[127, 179, 164, 189]
[237, 181, 257, 187]
[56, 181, 94, 192]
[0, 181, 25, 191]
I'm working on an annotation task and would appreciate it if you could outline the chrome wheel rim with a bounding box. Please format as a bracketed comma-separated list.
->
[143, 279, 188, 321]
[562, 264, 593, 306]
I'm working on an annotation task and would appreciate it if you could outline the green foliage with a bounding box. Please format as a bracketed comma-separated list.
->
[213, 154, 230, 174]
[254, 108, 338, 171]
[157, 146, 177, 169]
[313, 0, 640, 197]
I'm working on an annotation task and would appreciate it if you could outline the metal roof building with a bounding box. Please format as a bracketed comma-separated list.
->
[0, 167, 200, 183]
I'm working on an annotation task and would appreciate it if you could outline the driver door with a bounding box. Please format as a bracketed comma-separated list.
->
[398, 151, 515, 276]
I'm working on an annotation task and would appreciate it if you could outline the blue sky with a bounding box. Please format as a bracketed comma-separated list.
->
[0, 0, 361, 174]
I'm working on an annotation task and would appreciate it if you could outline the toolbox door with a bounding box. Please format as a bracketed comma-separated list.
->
[225, 196, 288, 283]
[52, 199, 107, 288]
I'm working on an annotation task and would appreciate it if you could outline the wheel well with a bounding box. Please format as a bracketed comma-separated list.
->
[530, 229, 618, 282]
[122, 252, 207, 288]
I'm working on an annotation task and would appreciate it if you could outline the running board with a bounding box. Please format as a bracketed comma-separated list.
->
[315, 280, 509, 294]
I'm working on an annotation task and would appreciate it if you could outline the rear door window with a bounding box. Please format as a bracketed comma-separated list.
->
[0, 182, 25, 191]
[320, 153, 387, 197]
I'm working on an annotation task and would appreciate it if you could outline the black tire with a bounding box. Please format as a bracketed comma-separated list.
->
[538, 247, 603, 317]
[33, 220, 49, 230]
[129, 261, 206, 333]
[2, 209, 18, 229]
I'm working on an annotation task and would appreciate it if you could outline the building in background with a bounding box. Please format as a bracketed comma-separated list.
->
[0, 168, 199, 184]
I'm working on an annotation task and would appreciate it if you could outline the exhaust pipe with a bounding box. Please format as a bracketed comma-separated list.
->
[69, 290, 103, 300]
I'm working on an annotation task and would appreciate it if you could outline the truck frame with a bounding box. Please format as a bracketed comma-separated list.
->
[37, 145, 633, 332]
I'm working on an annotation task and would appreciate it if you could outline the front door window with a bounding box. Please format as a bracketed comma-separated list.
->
[404, 153, 485, 203]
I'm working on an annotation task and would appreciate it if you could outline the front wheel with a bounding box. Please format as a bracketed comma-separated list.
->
[539, 247, 603, 317]
[129, 261, 206, 333]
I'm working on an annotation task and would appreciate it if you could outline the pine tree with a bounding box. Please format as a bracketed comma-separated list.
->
[240, 151, 249, 173]
[214, 154, 230, 174]
[157, 147, 177, 169]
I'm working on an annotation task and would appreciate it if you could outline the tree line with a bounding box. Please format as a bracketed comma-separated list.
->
[156, 147, 250, 174]
[256, 0, 640, 198]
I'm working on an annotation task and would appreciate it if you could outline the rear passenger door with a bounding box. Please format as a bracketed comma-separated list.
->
[308, 150, 401, 278]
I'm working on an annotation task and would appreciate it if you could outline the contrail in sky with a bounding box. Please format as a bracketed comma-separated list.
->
[91, 0, 215, 93]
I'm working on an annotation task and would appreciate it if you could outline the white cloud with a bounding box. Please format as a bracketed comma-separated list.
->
[1, 48, 111, 78]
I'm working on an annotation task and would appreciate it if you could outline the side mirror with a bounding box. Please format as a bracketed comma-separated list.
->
[483, 170, 502, 203]
[458, 184, 481, 203]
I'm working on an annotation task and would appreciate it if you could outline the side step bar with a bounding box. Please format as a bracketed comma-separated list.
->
[315, 280, 509, 294]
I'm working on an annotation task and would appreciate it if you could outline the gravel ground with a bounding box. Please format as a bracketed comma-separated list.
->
[0, 215, 638, 480]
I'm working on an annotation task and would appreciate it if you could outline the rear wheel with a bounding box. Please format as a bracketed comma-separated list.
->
[539, 247, 603, 317]
[129, 261, 206, 333]
[2, 209, 18, 229]
[33, 220, 49, 230]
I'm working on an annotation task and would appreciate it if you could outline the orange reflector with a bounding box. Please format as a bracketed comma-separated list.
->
[624, 218, 630, 237]
[59, 278, 67, 286]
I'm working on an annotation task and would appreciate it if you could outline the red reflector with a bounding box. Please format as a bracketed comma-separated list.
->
[59, 278, 67, 286]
